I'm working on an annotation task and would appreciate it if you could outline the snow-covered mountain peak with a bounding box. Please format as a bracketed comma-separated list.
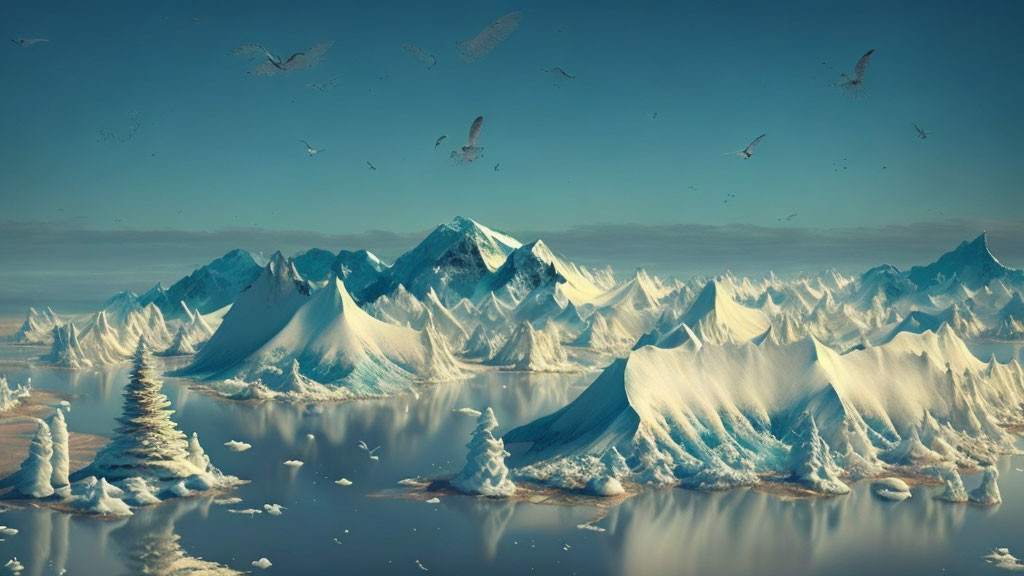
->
[907, 232, 1023, 290]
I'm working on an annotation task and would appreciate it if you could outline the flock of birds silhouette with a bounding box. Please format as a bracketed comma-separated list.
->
[11, 21, 932, 226]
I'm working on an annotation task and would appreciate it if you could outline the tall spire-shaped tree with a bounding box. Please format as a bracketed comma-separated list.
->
[86, 339, 190, 481]
[16, 419, 54, 498]
[50, 408, 70, 489]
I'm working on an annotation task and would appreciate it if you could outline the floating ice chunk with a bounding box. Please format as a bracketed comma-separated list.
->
[306, 434, 315, 440]
[397, 478, 421, 486]
[214, 497, 243, 505]
[224, 440, 252, 452]
[263, 503, 286, 516]
[969, 466, 1002, 505]
[334, 478, 353, 486]
[425, 497, 440, 504]
[984, 548, 1024, 571]
[453, 407, 482, 417]
[576, 523, 606, 532]
[228, 508, 263, 516]
[59, 400, 70, 410]
[283, 460, 304, 467]
[415, 559, 429, 571]
[930, 463, 969, 502]
[4, 558, 24, 574]
[251, 557, 272, 569]
[872, 478, 912, 501]
[0, 527, 17, 536]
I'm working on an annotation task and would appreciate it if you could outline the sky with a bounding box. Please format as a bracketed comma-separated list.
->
[1, 0, 1023, 313]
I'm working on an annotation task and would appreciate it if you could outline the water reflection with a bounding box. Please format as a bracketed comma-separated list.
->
[194, 370, 585, 459]
[445, 496, 516, 561]
[601, 483, 972, 576]
[114, 497, 238, 575]
[2, 346, 1022, 576]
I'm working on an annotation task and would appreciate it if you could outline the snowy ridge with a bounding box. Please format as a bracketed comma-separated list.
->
[489, 321, 573, 372]
[10, 307, 61, 344]
[506, 326, 1024, 493]
[211, 276, 465, 401]
[180, 252, 312, 376]
[359, 216, 521, 304]
[673, 281, 771, 345]
[140, 249, 266, 317]
[19, 220, 1024, 385]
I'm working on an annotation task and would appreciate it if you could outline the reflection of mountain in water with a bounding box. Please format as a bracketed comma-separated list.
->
[208, 371, 584, 455]
[601, 480, 972, 576]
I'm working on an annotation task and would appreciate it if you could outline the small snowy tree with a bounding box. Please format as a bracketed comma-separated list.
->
[16, 419, 54, 498]
[452, 407, 516, 497]
[50, 409, 70, 488]
[87, 339, 190, 481]
[186, 432, 211, 472]
[787, 415, 850, 495]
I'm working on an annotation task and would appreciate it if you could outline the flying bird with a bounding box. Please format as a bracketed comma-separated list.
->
[403, 44, 437, 69]
[307, 78, 339, 92]
[300, 140, 325, 156]
[11, 38, 49, 47]
[912, 123, 932, 139]
[457, 11, 522, 62]
[232, 43, 282, 65]
[356, 438, 380, 453]
[451, 116, 484, 163]
[494, 163, 500, 172]
[542, 67, 575, 79]
[434, 135, 447, 149]
[358, 441, 381, 460]
[366, 161, 376, 171]
[836, 49, 875, 96]
[236, 41, 333, 76]
[727, 134, 766, 159]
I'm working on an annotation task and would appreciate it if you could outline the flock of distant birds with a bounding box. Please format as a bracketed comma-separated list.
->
[11, 17, 933, 224]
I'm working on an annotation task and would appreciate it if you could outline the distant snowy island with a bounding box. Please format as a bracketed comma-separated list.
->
[4, 216, 1024, 500]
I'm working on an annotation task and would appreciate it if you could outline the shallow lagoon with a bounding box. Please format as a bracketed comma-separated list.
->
[1, 344, 1022, 576]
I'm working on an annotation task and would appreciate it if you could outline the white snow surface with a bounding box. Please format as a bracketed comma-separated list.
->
[0, 376, 30, 413]
[505, 326, 1024, 493]
[183, 252, 312, 376]
[452, 407, 516, 497]
[211, 276, 465, 401]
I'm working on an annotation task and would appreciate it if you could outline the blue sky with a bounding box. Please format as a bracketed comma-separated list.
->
[1, 0, 1023, 312]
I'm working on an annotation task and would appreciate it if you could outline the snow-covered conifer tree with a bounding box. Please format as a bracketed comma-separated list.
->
[452, 407, 516, 497]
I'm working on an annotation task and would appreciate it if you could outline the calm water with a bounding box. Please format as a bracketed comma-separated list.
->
[1, 344, 1023, 576]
